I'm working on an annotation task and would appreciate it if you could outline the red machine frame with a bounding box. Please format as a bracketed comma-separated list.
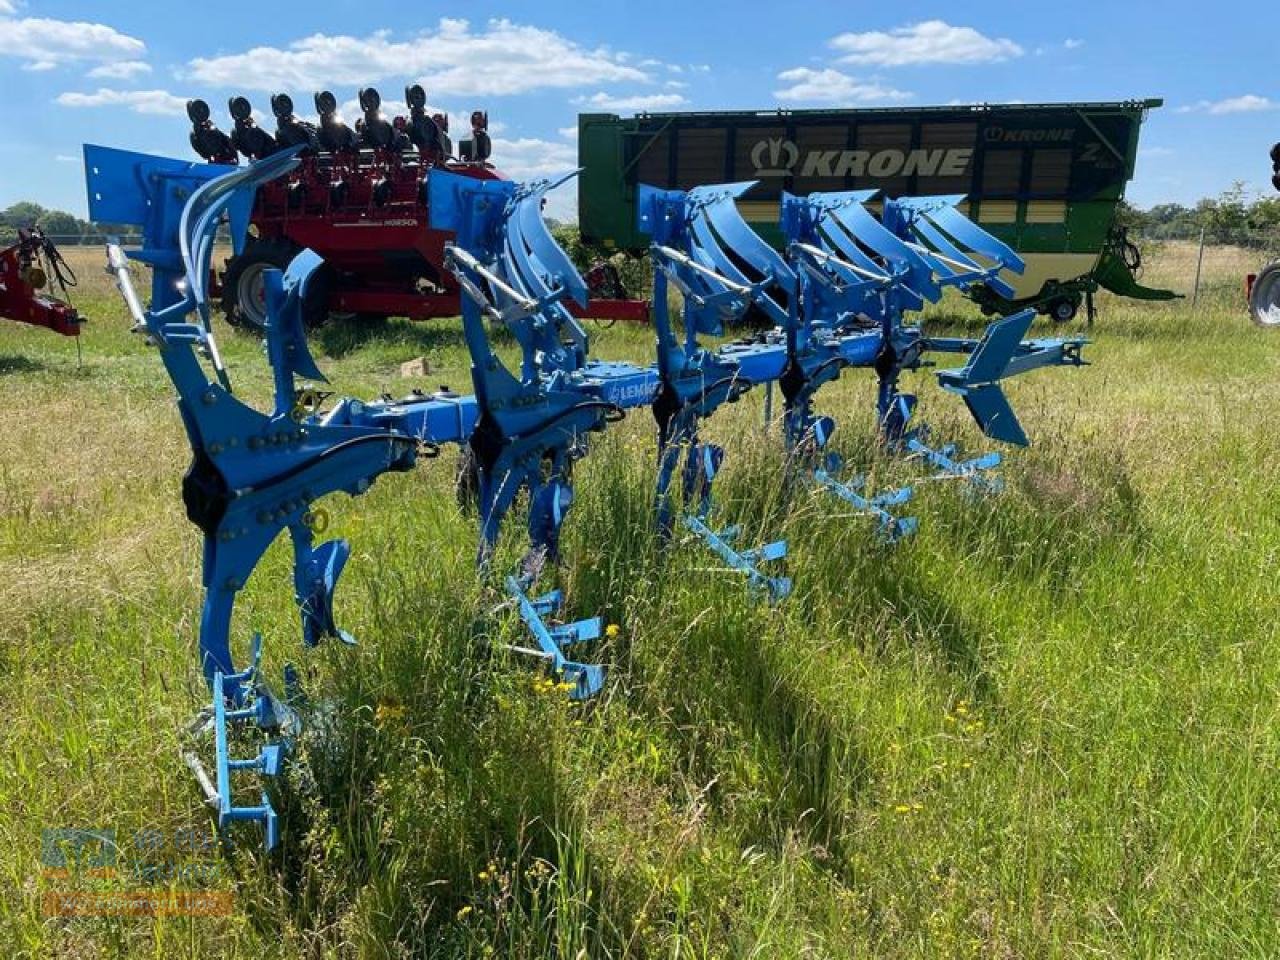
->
[195, 95, 648, 328]
[0, 228, 82, 337]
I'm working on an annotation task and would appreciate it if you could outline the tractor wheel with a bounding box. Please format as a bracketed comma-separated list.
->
[1249, 260, 1280, 327]
[1049, 297, 1079, 323]
[221, 238, 303, 331]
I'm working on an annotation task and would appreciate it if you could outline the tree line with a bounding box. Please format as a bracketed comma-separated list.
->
[0, 201, 137, 245]
[1118, 183, 1280, 248]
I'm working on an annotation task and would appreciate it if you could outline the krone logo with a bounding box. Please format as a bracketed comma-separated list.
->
[751, 138, 800, 176]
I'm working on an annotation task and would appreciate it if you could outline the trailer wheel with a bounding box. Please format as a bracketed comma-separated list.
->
[1249, 260, 1280, 327]
[221, 238, 302, 330]
[1049, 297, 1079, 323]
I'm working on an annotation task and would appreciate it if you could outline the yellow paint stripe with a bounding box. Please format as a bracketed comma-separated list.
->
[978, 201, 1018, 224]
[1025, 201, 1067, 224]
[735, 201, 779, 220]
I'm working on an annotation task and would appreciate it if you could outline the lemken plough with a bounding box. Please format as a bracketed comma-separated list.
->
[84, 142, 1086, 849]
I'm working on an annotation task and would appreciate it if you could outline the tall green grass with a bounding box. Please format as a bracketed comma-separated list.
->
[0, 243, 1277, 957]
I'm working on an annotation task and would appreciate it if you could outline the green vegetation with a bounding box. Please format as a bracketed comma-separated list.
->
[1120, 184, 1280, 251]
[0, 243, 1276, 958]
[0, 201, 135, 245]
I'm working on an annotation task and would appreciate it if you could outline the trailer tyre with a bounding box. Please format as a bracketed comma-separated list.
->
[1249, 260, 1280, 328]
[1049, 297, 1079, 323]
[221, 238, 304, 331]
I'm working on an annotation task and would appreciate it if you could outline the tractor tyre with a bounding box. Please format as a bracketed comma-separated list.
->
[1249, 260, 1280, 327]
[221, 238, 304, 331]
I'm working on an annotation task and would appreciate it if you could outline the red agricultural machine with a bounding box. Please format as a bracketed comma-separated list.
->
[0, 226, 82, 337]
[185, 84, 646, 329]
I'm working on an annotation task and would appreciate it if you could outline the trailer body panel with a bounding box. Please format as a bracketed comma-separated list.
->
[579, 100, 1168, 308]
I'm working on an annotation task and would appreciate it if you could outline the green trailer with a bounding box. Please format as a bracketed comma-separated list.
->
[578, 99, 1177, 321]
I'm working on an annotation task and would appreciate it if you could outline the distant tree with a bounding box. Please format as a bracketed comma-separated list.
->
[1124, 185, 1279, 250]
[1113, 199, 1145, 231]
[39, 209, 87, 241]
[0, 201, 46, 231]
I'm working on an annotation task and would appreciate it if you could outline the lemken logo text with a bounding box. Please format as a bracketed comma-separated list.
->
[749, 138, 973, 180]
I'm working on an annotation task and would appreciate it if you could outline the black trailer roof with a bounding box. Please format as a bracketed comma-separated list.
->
[584, 99, 1164, 122]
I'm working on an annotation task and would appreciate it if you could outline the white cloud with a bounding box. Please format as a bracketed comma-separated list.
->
[559, 125, 578, 139]
[773, 67, 911, 105]
[1178, 94, 1276, 115]
[0, 13, 145, 70]
[830, 20, 1023, 67]
[1140, 146, 1174, 158]
[493, 136, 576, 177]
[187, 19, 650, 96]
[88, 60, 152, 80]
[574, 91, 688, 111]
[1063, 38, 1084, 50]
[55, 88, 188, 116]
[55, 154, 79, 163]
[0, 1, 17, 13]
[491, 137, 579, 221]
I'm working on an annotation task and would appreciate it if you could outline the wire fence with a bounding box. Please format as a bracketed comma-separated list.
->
[24, 234, 145, 246]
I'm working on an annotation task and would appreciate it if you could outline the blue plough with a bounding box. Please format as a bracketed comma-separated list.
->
[86, 144, 1087, 848]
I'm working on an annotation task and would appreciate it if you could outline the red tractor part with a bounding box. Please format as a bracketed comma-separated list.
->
[0, 228, 82, 337]
[189, 88, 649, 330]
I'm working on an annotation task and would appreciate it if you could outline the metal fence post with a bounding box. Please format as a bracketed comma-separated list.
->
[1191, 224, 1206, 307]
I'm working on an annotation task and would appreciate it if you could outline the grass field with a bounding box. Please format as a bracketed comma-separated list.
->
[1, 241, 1277, 958]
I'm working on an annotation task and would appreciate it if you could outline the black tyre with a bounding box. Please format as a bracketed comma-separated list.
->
[221, 238, 304, 330]
[1049, 297, 1079, 323]
[1249, 260, 1280, 327]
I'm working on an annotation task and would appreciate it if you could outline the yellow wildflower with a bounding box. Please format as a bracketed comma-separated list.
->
[456, 905, 472, 920]
[375, 701, 406, 726]
[894, 804, 911, 814]
[605, 623, 621, 639]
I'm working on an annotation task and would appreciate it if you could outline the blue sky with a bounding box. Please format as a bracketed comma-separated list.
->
[1, 0, 1275, 220]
